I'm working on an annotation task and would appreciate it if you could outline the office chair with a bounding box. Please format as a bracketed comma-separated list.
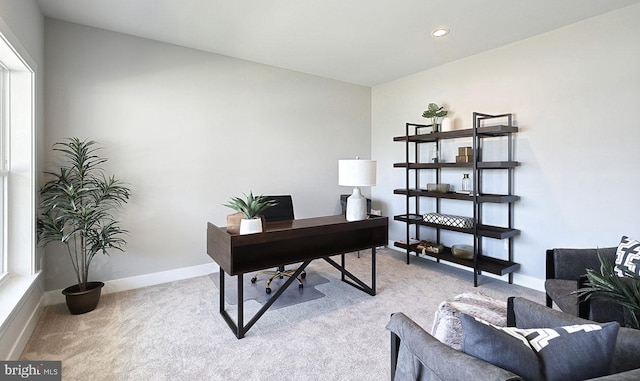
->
[250, 195, 306, 294]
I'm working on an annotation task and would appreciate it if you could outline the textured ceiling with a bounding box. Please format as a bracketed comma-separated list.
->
[37, 0, 640, 86]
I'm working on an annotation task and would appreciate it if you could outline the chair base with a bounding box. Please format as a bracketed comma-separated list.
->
[251, 268, 306, 294]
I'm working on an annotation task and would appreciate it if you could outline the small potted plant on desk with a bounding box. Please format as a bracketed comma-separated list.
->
[37, 138, 131, 314]
[224, 192, 277, 234]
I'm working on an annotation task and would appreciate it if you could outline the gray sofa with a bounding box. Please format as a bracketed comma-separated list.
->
[386, 297, 640, 381]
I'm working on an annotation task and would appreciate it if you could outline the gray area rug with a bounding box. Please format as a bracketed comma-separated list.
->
[21, 249, 545, 380]
[210, 269, 329, 310]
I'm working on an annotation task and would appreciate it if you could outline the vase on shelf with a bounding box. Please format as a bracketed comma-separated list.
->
[441, 117, 453, 132]
[462, 173, 471, 192]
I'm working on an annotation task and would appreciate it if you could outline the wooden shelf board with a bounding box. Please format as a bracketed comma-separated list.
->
[393, 161, 519, 169]
[393, 241, 520, 276]
[393, 189, 519, 203]
[393, 125, 518, 142]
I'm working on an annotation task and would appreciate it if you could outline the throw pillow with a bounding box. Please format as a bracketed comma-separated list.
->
[430, 291, 507, 350]
[615, 236, 640, 277]
[460, 313, 619, 381]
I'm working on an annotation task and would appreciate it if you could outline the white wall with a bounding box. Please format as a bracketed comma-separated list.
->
[372, 4, 640, 289]
[43, 19, 371, 291]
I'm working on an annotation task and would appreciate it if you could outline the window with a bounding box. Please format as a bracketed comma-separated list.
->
[0, 21, 37, 358]
[0, 27, 36, 282]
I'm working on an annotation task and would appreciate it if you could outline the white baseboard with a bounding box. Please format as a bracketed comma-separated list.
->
[387, 240, 545, 292]
[44, 262, 219, 306]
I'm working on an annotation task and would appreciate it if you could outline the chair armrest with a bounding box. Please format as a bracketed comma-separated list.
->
[386, 312, 522, 381]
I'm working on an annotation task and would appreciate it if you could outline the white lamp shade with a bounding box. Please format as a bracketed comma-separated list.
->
[338, 159, 377, 186]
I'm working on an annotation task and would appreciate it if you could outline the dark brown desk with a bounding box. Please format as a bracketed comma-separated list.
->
[206, 215, 388, 338]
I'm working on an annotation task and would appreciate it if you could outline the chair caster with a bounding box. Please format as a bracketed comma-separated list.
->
[301, 272, 306, 279]
[265, 287, 272, 294]
[251, 277, 257, 283]
[298, 284, 303, 289]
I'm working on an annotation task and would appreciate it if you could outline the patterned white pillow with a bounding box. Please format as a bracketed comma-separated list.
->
[461, 314, 620, 381]
[615, 236, 640, 277]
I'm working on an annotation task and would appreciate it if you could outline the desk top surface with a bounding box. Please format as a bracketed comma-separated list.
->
[207, 214, 388, 274]
[249, 214, 383, 233]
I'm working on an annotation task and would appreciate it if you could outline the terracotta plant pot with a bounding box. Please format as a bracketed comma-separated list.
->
[62, 281, 105, 314]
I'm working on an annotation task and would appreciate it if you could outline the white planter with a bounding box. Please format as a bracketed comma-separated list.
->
[239, 218, 263, 235]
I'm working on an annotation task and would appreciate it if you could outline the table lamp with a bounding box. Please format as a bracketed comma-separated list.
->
[338, 158, 377, 221]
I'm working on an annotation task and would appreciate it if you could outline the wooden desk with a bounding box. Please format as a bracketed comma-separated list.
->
[207, 215, 388, 338]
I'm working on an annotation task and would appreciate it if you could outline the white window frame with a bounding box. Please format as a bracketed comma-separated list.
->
[0, 62, 7, 280]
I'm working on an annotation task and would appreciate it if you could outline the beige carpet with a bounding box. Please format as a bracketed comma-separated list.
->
[20, 249, 545, 380]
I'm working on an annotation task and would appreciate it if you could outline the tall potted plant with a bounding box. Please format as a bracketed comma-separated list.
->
[37, 138, 131, 314]
[224, 192, 276, 234]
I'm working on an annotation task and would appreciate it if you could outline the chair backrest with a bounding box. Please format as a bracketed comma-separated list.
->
[261, 195, 294, 222]
[546, 247, 616, 281]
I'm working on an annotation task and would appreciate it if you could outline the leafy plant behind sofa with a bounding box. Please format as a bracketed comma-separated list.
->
[576, 252, 640, 328]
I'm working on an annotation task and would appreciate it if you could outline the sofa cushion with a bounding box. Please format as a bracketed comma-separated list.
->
[461, 313, 619, 381]
[544, 278, 578, 316]
[615, 236, 640, 277]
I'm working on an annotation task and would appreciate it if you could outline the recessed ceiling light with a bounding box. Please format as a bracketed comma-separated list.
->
[432, 28, 450, 37]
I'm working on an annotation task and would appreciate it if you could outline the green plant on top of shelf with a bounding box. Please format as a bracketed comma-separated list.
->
[421, 103, 448, 132]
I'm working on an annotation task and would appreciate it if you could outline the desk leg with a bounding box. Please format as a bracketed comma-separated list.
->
[219, 269, 241, 338]
[218, 261, 312, 339]
[219, 270, 224, 314]
[237, 273, 244, 339]
[324, 247, 376, 296]
[372, 246, 376, 293]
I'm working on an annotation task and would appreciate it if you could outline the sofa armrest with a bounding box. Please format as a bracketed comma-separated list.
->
[509, 297, 592, 328]
[610, 326, 640, 374]
[386, 312, 522, 381]
[587, 368, 640, 380]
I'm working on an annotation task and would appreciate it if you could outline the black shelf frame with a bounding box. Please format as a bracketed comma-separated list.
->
[394, 112, 520, 286]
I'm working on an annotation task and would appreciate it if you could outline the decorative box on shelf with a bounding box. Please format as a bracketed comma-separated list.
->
[423, 212, 474, 229]
[426, 183, 451, 193]
[456, 146, 473, 163]
[416, 240, 444, 254]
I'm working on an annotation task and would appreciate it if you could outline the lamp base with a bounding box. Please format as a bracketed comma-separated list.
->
[346, 187, 367, 221]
